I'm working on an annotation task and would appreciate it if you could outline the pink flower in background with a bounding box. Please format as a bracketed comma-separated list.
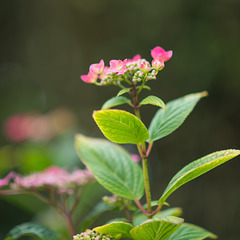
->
[0, 172, 15, 188]
[151, 46, 173, 62]
[3, 109, 76, 143]
[3, 115, 33, 142]
[9, 166, 94, 193]
[131, 154, 140, 163]
[80, 71, 98, 83]
[89, 59, 105, 74]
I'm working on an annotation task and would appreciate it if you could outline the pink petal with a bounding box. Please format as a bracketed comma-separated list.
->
[109, 60, 124, 70]
[89, 59, 105, 74]
[151, 46, 173, 62]
[132, 54, 141, 61]
[80, 71, 98, 83]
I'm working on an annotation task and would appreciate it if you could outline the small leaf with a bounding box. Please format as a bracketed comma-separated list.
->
[158, 149, 240, 206]
[93, 109, 149, 144]
[117, 88, 131, 97]
[166, 223, 217, 240]
[140, 95, 166, 111]
[75, 134, 144, 200]
[4, 222, 62, 240]
[137, 85, 151, 91]
[148, 91, 208, 142]
[130, 216, 184, 240]
[101, 96, 131, 110]
[94, 222, 133, 239]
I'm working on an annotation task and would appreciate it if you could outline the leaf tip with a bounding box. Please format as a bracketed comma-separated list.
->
[200, 91, 208, 98]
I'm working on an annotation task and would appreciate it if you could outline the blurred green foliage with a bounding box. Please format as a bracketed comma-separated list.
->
[0, 0, 240, 239]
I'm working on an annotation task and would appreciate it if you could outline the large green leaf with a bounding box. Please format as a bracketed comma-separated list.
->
[93, 109, 149, 144]
[166, 223, 217, 240]
[4, 222, 62, 240]
[101, 96, 131, 110]
[75, 134, 144, 200]
[140, 95, 166, 111]
[148, 92, 207, 142]
[130, 216, 184, 240]
[158, 149, 240, 206]
[94, 222, 133, 239]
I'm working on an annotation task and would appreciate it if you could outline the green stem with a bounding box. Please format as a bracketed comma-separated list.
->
[142, 157, 152, 215]
[131, 81, 152, 217]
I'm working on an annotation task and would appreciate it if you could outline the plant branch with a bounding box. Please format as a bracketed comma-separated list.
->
[135, 199, 148, 215]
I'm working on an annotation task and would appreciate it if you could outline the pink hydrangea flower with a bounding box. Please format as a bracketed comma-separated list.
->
[131, 154, 140, 163]
[151, 46, 173, 62]
[109, 60, 127, 75]
[0, 172, 15, 188]
[0, 166, 94, 194]
[80, 71, 98, 83]
[89, 59, 105, 74]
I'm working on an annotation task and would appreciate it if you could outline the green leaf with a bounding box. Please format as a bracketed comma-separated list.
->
[93, 109, 149, 144]
[148, 91, 208, 142]
[166, 223, 217, 240]
[130, 216, 184, 240]
[137, 85, 151, 91]
[4, 222, 62, 240]
[94, 222, 133, 239]
[101, 96, 131, 110]
[140, 95, 166, 111]
[158, 149, 240, 206]
[117, 88, 131, 97]
[75, 134, 144, 200]
[133, 207, 182, 226]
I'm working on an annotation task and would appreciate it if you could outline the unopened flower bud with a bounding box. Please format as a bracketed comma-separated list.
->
[139, 61, 151, 73]
[152, 59, 164, 71]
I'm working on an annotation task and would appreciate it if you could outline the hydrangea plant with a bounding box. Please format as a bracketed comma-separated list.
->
[74, 46, 240, 240]
[0, 46, 239, 240]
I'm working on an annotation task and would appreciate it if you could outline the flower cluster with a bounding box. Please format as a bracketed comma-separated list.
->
[73, 230, 112, 240]
[0, 166, 94, 194]
[80, 46, 172, 86]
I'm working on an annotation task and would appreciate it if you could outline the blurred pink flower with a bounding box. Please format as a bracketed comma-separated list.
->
[0, 172, 15, 188]
[3, 115, 33, 142]
[131, 154, 140, 163]
[151, 46, 173, 62]
[10, 166, 94, 193]
[3, 109, 75, 143]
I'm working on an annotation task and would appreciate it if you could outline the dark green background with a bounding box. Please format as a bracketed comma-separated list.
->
[0, 0, 240, 239]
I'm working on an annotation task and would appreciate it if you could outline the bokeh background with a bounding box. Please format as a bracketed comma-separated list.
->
[0, 0, 240, 239]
